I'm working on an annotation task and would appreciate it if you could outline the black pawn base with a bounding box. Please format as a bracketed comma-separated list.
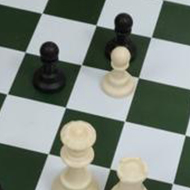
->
[33, 68, 66, 93]
[105, 38, 136, 61]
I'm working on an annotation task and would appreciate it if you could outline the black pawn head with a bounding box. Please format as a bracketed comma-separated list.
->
[115, 13, 133, 34]
[40, 41, 59, 63]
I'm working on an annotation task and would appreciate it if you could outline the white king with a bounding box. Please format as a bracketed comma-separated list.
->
[52, 121, 99, 190]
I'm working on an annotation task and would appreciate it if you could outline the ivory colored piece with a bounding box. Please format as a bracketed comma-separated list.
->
[112, 158, 148, 190]
[101, 46, 135, 98]
[52, 121, 99, 190]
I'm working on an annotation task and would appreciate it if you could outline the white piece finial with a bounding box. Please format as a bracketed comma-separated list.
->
[118, 158, 148, 183]
[61, 121, 96, 151]
[112, 157, 148, 190]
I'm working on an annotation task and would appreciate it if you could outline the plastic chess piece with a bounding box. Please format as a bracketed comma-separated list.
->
[112, 158, 148, 190]
[105, 13, 136, 61]
[33, 41, 66, 93]
[101, 46, 135, 98]
[52, 120, 99, 190]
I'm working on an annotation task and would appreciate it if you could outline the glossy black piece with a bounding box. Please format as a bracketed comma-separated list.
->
[33, 42, 66, 93]
[105, 13, 136, 60]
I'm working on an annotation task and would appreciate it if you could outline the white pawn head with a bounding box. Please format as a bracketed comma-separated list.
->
[111, 46, 131, 71]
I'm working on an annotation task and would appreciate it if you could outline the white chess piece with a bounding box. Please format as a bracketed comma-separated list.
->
[112, 158, 148, 190]
[101, 46, 135, 98]
[52, 121, 99, 190]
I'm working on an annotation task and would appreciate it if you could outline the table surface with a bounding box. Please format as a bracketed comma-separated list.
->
[0, 0, 189, 190]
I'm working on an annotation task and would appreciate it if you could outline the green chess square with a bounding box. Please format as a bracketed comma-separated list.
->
[154, 2, 190, 45]
[84, 27, 150, 77]
[0, 93, 6, 110]
[175, 137, 190, 188]
[144, 179, 172, 190]
[127, 79, 190, 134]
[45, 0, 106, 24]
[0, 5, 40, 51]
[50, 109, 124, 168]
[10, 54, 80, 107]
[104, 170, 118, 190]
[104, 170, 172, 190]
[0, 144, 46, 190]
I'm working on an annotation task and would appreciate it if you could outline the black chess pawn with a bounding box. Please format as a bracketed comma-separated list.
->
[33, 42, 66, 93]
[105, 13, 136, 61]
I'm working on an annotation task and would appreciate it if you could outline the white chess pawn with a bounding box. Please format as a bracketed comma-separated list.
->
[101, 46, 135, 98]
[52, 121, 99, 190]
[112, 158, 148, 190]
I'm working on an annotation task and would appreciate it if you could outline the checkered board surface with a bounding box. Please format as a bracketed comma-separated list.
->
[1, 0, 190, 190]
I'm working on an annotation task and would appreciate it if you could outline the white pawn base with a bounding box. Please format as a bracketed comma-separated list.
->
[112, 184, 147, 190]
[52, 175, 98, 190]
[101, 70, 135, 98]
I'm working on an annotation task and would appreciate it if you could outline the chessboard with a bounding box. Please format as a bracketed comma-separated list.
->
[0, 0, 189, 190]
